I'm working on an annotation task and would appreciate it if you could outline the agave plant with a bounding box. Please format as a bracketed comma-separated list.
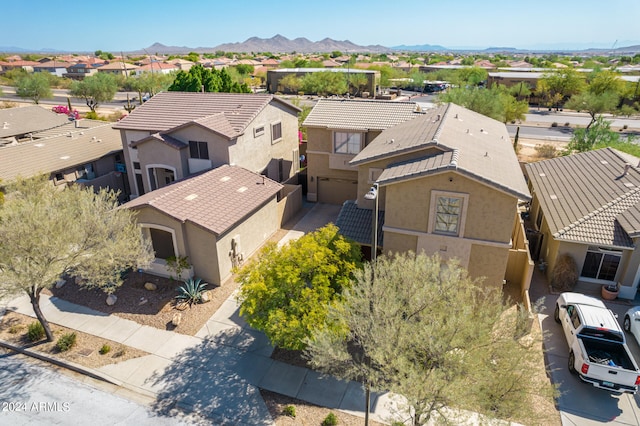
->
[176, 278, 207, 306]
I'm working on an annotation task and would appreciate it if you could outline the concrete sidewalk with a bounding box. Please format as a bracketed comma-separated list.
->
[2, 203, 400, 425]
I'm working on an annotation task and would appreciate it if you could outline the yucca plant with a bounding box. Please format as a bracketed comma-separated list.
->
[176, 278, 207, 306]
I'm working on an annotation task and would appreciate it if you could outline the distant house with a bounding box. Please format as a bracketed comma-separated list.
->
[97, 61, 139, 77]
[0, 120, 128, 200]
[525, 148, 640, 299]
[113, 91, 301, 198]
[336, 103, 532, 292]
[123, 165, 285, 285]
[0, 60, 41, 74]
[33, 60, 73, 77]
[302, 99, 421, 204]
[134, 62, 179, 76]
[64, 62, 102, 80]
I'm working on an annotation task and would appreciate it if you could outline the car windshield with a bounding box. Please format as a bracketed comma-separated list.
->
[579, 327, 624, 343]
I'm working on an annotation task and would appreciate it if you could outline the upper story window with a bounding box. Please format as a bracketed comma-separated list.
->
[189, 141, 209, 160]
[271, 122, 282, 143]
[254, 125, 265, 137]
[334, 132, 362, 154]
[429, 190, 469, 237]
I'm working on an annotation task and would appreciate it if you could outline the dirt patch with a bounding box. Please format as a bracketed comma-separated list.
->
[48, 271, 239, 336]
[516, 137, 568, 163]
[0, 311, 148, 369]
[261, 390, 385, 426]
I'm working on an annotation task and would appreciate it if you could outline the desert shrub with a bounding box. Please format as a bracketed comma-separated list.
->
[551, 122, 558, 127]
[282, 405, 296, 417]
[27, 322, 45, 341]
[99, 344, 111, 355]
[176, 278, 207, 306]
[113, 347, 127, 357]
[56, 332, 77, 352]
[550, 254, 578, 292]
[9, 324, 24, 334]
[322, 413, 338, 426]
[84, 111, 99, 120]
[535, 144, 557, 159]
[564, 122, 570, 127]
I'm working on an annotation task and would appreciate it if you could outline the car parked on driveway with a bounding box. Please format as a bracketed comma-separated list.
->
[624, 306, 640, 345]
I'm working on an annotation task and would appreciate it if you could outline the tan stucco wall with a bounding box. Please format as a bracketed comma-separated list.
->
[170, 125, 230, 169]
[183, 221, 220, 285]
[137, 139, 186, 192]
[468, 245, 509, 289]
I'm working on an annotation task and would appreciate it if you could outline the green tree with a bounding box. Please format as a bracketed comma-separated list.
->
[16, 72, 52, 104]
[235, 64, 255, 75]
[279, 74, 303, 94]
[301, 72, 348, 96]
[453, 66, 488, 87]
[439, 85, 528, 123]
[0, 176, 153, 342]
[306, 252, 553, 426]
[588, 69, 626, 97]
[536, 69, 586, 110]
[347, 73, 369, 96]
[168, 65, 250, 93]
[237, 224, 362, 350]
[566, 116, 621, 153]
[70, 73, 118, 112]
[565, 91, 620, 129]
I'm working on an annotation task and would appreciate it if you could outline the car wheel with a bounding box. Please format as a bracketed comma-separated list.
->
[554, 305, 561, 323]
[624, 315, 631, 332]
[568, 351, 577, 375]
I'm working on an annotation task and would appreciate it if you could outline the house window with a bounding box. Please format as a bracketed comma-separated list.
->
[133, 161, 141, 170]
[254, 125, 265, 137]
[581, 246, 622, 281]
[148, 228, 175, 259]
[54, 172, 65, 185]
[271, 122, 282, 143]
[429, 191, 469, 237]
[334, 132, 362, 154]
[189, 141, 209, 160]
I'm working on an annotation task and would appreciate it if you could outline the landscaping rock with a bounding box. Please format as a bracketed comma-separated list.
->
[144, 282, 157, 291]
[106, 294, 117, 306]
[201, 290, 211, 303]
[171, 313, 182, 327]
[138, 297, 148, 306]
[55, 279, 66, 289]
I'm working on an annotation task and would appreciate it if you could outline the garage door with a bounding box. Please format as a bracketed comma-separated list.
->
[317, 177, 358, 205]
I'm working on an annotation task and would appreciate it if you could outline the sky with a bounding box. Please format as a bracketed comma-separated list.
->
[3, 0, 640, 52]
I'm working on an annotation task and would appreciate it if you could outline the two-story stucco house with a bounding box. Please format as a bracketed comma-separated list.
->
[303, 99, 422, 204]
[336, 103, 533, 292]
[113, 92, 301, 199]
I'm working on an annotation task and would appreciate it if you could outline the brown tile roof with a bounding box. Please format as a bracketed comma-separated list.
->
[0, 106, 70, 139]
[353, 103, 530, 200]
[0, 123, 121, 181]
[124, 165, 283, 235]
[303, 99, 420, 131]
[131, 133, 187, 150]
[525, 148, 640, 247]
[114, 92, 299, 136]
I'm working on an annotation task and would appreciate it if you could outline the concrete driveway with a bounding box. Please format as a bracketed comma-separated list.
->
[530, 269, 640, 425]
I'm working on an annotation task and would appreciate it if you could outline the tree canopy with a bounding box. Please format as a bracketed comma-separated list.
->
[16, 72, 52, 104]
[438, 85, 528, 123]
[70, 72, 118, 112]
[305, 252, 554, 425]
[0, 176, 153, 341]
[168, 64, 251, 93]
[566, 116, 622, 153]
[237, 224, 362, 350]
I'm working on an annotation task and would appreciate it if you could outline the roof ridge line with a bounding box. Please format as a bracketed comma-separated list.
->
[556, 187, 640, 237]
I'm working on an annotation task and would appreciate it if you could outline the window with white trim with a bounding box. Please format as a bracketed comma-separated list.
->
[333, 132, 362, 154]
[581, 246, 622, 281]
[271, 122, 282, 143]
[429, 191, 469, 237]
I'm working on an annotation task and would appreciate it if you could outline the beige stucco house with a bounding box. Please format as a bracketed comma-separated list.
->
[525, 148, 640, 299]
[337, 103, 533, 291]
[114, 92, 301, 199]
[123, 165, 285, 285]
[303, 99, 422, 204]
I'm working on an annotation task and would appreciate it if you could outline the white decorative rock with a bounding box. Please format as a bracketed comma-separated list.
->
[201, 290, 211, 303]
[144, 282, 157, 291]
[55, 279, 66, 289]
[106, 294, 117, 306]
[171, 313, 182, 327]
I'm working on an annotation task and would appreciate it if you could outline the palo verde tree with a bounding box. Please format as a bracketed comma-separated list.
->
[536, 69, 586, 111]
[566, 115, 622, 153]
[306, 252, 554, 426]
[16, 72, 53, 104]
[0, 176, 154, 342]
[236, 224, 362, 350]
[439, 85, 528, 123]
[70, 72, 118, 112]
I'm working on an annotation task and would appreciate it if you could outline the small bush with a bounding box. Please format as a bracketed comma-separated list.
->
[564, 122, 570, 127]
[551, 122, 558, 127]
[27, 322, 45, 341]
[551, 254, 578, 292]
[113, 347, 127, 358]
[99, 344, 111, 355]
[176, 278, 207, 306]
[535, 144, 557, 159]
[282, 405, 296, 417]
[56, 332, 77, 352]
[322, 412, 338, 426]
[9, 324, 24, 334]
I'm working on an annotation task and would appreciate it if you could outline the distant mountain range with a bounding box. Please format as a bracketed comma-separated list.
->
[2, 35, 640, 55]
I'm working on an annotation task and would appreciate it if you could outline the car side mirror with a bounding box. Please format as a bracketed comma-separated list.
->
[560, 304, 567, 309]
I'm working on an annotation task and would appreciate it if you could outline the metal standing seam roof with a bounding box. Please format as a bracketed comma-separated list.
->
[0, 106, 70, 139]
[0, 123, 121, 181]
[525, 148, 640, 247]
[302, 98, 421, 131]
[353, 103, 531, 200]
[123, 165, 283, 236]
[113, 92, 300, 134]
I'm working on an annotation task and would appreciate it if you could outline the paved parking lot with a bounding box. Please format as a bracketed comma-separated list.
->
[530, 269, 640, 425]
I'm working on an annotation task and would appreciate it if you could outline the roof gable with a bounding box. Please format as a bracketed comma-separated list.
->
[303, 99, 420, 131]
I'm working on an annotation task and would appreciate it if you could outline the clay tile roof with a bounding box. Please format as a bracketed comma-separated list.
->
[335, 200, 384, 246]
[123, 165, 283, 236]
[303, 99, 419, 131]
[526, 148, 640, 247]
